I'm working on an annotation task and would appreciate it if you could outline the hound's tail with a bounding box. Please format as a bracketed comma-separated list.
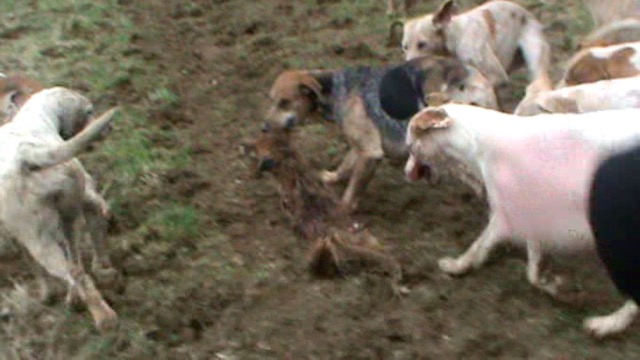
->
[21, 107, 119, 172]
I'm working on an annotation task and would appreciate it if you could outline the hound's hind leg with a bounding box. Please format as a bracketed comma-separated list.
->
[20, 218, 117, 330]
[525, 238, 563, 296]
[585, 300, 639, 338]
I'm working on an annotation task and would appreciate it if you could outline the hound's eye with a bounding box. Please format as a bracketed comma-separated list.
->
[86, 108, 94, 117]
[458, 84, 466, 91]
[417, 41, 427, 50]
[278, 99, 291, 109]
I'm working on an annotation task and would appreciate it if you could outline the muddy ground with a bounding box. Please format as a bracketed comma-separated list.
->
[0, 0, 639, 358]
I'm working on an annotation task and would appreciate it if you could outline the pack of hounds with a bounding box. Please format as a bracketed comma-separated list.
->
[259, 0, 640, 339]
[2, 0, 640, 340]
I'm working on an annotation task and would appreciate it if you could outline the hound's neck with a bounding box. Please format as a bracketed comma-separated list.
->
[12, 100, 60, 137]
[434, 119, 488, 196]
[443, 14, 470, 54]
[306, 71, 335, 122]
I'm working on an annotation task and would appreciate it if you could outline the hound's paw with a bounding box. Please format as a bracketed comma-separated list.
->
[438, 257, 469, 276]
[100, 203, 111, 219]
[584, 315, 629, 338]
[96, 308, 119, 333]
[320, 170, 340, 185]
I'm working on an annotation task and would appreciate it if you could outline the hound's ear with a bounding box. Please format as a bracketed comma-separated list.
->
[433, 0, 456, 28]
[425, 92, 450, 107]
[387, 20, 405, 47]
[411, 108, 451, 134]
[537, 97, 580, 114]
[380, 65, 422, 120]
[298, 74, 323, 100]
[0, 90, 20, 121]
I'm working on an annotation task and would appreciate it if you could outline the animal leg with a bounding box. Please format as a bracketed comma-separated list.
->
[14, 243, 56, 303]
[34, 263, 56, 304]
[21, 221, 117, 330]
[72, 268, 117, 331]
[340, 154, 379, 213]
[82, 173, 120, 286]
[475, 45, 510, 86]
[84, 197, 116, 268]
[439, 213, 507, 275]
[526, 239, 562, 296]
[518, 22, 552, 83]
[321, 148, 358, 185]
[584, 300, 639, 338]
[86, 216, 121, 289]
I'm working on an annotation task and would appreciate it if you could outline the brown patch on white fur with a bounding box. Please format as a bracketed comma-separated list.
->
[0, 74, 44, 123]
[537, 97, 580, 114]
[482, 10, 497, 40]
[410, 108, 451, 135]
[563, 46, 640, 86]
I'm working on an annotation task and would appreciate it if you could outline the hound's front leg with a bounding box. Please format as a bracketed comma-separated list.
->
[321, 148, 358, 185]
[439, 213, 508, 275]
[584, 300, 639, 338]
[476, 46, 509, 86]
[340, 154, 379, 213]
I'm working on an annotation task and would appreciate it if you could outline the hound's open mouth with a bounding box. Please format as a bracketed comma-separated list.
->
[405, 155, 432, 182]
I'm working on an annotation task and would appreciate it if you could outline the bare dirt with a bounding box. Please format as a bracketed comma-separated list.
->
[1, 0, 640, 358]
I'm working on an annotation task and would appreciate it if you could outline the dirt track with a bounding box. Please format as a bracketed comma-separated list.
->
[1, 0, 640, 358]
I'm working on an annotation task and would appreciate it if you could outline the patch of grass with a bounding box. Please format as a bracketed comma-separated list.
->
[144, 204, 200, 243]
[98, 106, 192, 218]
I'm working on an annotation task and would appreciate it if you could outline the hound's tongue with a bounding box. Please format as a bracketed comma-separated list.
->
[406, 156, 432, 182]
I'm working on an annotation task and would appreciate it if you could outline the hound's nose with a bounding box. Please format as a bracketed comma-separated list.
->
[261, 122, 271, 132]
[284, 115, 297, 129]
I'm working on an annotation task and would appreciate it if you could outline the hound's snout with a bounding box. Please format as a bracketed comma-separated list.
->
[404, 155, 432, 183]
[284, 115, 297, 129]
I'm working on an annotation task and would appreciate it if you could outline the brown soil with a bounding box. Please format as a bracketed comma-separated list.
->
[3, 0, 640, 358]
